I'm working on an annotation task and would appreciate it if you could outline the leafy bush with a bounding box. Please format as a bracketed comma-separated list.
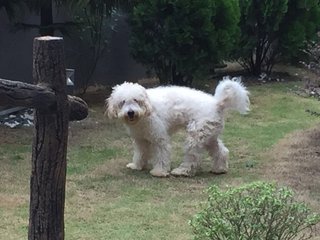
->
[300, 38, 320, 102]
[234, 0, 288, 75]
[303, 39, 320, 77]
[233, 0, 320, 76]
[278, 0, 320, 63]
[129, 0, 240, 86]
[190, 182, 320, 240]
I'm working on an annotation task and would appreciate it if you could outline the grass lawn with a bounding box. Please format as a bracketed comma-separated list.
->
[0, 80, 320, 239]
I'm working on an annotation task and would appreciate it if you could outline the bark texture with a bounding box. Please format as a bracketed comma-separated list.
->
[28, 36, 68, 240]
[0, 78, 88, 121]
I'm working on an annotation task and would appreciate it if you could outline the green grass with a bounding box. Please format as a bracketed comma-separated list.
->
[0, 81, 320, 239]
[67, 146, 124, 175]
[224, 82, 320, 164]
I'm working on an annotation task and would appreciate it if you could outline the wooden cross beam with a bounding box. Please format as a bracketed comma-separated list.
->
[0, 36, 89, 240]
[0, 78, 88, 121]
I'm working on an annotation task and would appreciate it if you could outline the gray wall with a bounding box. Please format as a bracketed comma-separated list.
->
[0, 8, 147, 89]
[0, 9, 36, 83]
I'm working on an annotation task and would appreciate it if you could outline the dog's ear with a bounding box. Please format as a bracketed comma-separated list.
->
[142, 94, 153, 116]
[105, 96, 118, 119]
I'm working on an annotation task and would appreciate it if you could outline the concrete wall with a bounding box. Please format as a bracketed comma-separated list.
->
[0, 8, 147, 89]
[0, 9, 36, 83]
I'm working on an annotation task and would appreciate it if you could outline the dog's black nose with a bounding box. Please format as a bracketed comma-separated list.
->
[128, 110, 135, 118]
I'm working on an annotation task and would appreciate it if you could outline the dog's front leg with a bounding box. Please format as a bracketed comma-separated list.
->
[126, 139, 150, 171]
[149, 140, 171, 177]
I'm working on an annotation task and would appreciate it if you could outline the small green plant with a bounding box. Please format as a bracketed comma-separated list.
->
[190, 182, 320, 240]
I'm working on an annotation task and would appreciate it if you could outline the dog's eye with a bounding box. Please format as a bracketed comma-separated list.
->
[119, 100, 125, 107]
[133, 99, 139, 103]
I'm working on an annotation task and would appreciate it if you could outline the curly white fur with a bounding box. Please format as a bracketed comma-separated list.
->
[106, 77, 250, 177]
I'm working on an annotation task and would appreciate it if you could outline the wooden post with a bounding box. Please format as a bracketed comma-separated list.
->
[28, 36, 69, 240]
[0, 36, 88, 239]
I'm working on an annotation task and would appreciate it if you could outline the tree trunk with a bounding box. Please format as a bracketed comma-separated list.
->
[170, 65, 193, 86]
[28, 36, 69, 240]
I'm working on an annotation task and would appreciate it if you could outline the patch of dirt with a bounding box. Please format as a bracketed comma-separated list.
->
[0, 194, 28, 208]
[222, 64, 320, 207]
[262, 125, 320, 206]
[0, 126, 32, 145]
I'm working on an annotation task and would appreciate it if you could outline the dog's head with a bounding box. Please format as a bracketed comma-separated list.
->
[106, 82, 152, 124]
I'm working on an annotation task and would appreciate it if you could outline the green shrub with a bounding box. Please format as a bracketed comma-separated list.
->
[233, 0, 320, 76]
[190, 182, 320, 240]
[129, 0, 240, 86]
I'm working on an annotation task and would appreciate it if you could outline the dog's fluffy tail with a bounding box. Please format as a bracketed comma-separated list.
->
[214, 76, 250, 114]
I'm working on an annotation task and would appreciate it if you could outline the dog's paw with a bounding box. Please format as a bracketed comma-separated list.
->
[126, 162, 143, 170]
[150, 168, 169, 177]
[171, 167, 195, 177]
[210, 169, 228, 175]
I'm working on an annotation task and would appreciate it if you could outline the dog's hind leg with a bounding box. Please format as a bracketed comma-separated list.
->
[171, 120, 225, 177]
[206, 138, 229, 174]
[126, 139, 150, 170]
[171, 134, 204, 177]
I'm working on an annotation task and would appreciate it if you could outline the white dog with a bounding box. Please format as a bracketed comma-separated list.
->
[106, 77, 249, 177]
